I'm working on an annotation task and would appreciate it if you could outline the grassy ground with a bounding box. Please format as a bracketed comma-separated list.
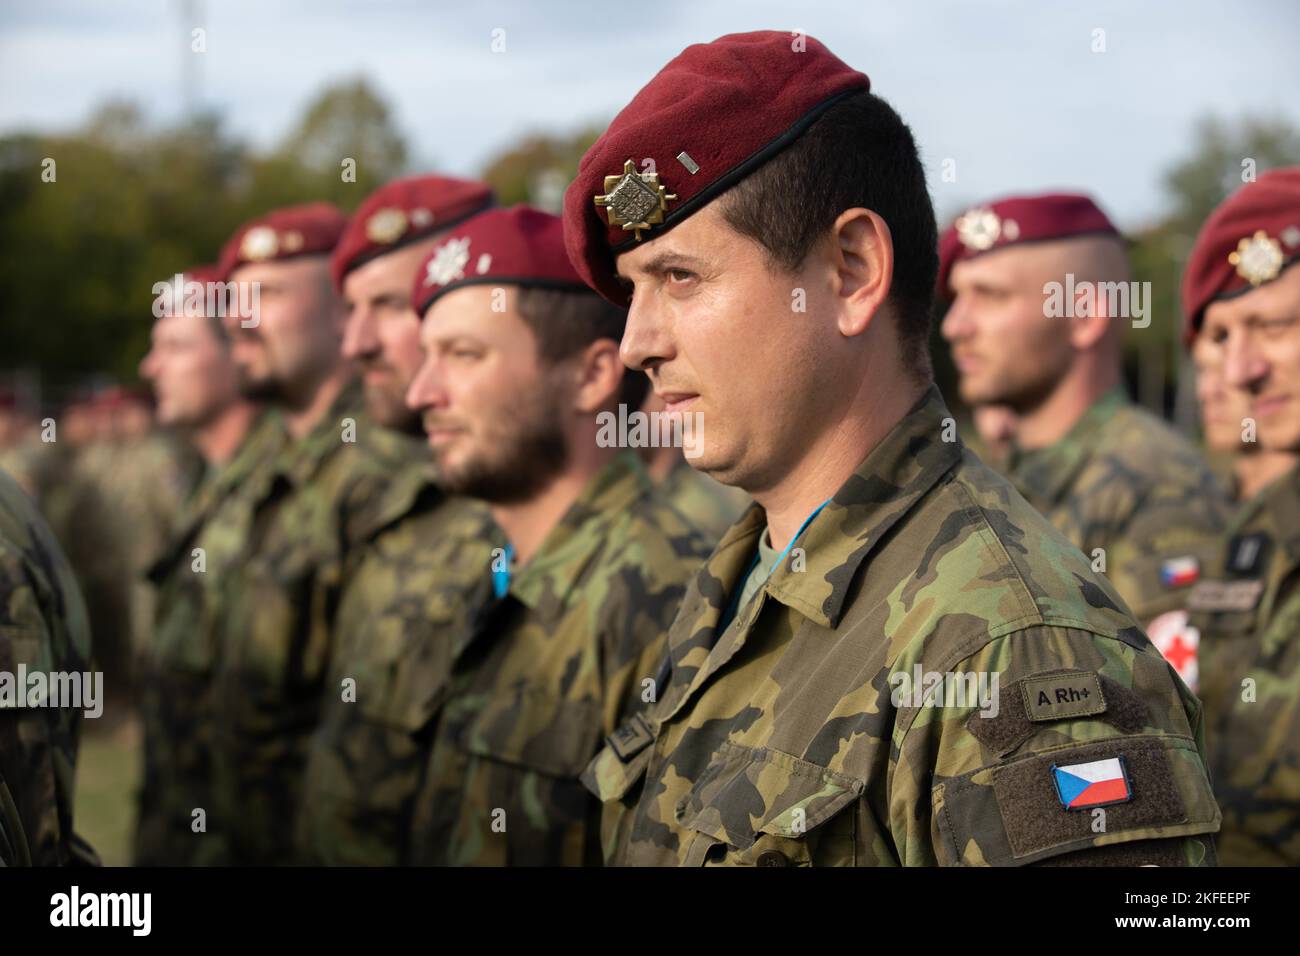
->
[74, 714, 141, 867]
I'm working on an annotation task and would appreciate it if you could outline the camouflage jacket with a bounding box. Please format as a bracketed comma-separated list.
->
[0, 469, 97, 866]
[1005, 388, 1230, 630]
[209, 382, 429, 865]
[296, 471, 499, 867]
[582, 387, 1220, 866]
[408, 453, 711, 866]
[135, 411, 285, 866]
[1188, 461, 1300, 865]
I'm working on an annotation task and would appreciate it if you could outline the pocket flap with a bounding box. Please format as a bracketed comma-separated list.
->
[581, 721, 655, 802]
[677, 742, 863, 851]
[458, 685, 601, 779]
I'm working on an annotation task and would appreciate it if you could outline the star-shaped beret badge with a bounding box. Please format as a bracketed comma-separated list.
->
[594, 159, 678, 241]
[1229, 230, 1284, 286]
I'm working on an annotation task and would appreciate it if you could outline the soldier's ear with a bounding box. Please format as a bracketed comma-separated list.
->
[830, 207, 893, 339]
[571, 338, 624, 415]
[1068, 288, 1112, 351]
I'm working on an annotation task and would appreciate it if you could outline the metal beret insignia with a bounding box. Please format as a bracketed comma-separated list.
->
[594, 159, 678, 241]
[955, 207, 1019, 252]
[424, 236, 472, 287]
[1229, 229, 1284, 286]
[240, 226, 279, 262]
[366, 207, 409, 245]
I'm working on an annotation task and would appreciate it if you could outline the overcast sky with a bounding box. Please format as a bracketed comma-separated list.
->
[1, 0, 1297, 227]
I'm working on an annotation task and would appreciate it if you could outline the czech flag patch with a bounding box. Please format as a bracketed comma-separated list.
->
[1160, 555, 1200, 588]
[1051, 756, 1133, 810]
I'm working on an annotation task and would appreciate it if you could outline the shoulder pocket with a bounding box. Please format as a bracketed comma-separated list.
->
[677, 741, 863, 866]
[457, 685, 601, 779]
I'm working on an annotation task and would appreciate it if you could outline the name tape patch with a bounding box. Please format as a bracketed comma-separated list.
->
[1021, 671, 1107, 722]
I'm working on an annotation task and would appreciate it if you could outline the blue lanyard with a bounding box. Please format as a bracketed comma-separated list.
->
[492, 543, 515, 598]
[718, 496, 833, 634]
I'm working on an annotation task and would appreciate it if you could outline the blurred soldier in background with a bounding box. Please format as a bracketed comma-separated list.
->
[210, 203, 429, 865]
[940, 192, 1229, 690]
[0, 468, 98, 866]
[1182, 167, 1300, 865]
[404, 207, 710, 865]
[134, 264, 277, 866]
[1192, 327, 1298, 502]
[297, 175, 500, 866]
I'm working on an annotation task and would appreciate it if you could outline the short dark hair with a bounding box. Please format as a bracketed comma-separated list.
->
[515, 286, 649, 410]
[719, 91, 938, 378]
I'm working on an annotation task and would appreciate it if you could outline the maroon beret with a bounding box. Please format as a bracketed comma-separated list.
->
[563, 30, 870, 304]
[217, 202, 348, 281]
[412, 205, 592, 317]
[329, 175, 496, 290]
[1181, 167, 1300, 345]
[937, 192, 1120, 299]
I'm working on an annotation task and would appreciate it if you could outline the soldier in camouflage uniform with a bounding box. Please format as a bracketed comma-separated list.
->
[563, 31, 1219, 866]
[0, 468, 98, 866]
[296, 176, 502, 866]
[939, 191, 1229, 691]
[208, 203, 429, 865]
[1182, 167, 1300, 865]
[135, 264, 275, 865]
[404, 207, 711, 865]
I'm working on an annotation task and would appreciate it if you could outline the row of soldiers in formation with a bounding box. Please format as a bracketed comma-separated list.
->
[2, 30, 1298, 867]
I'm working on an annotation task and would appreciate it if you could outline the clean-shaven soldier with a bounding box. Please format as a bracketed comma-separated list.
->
[564, 31, 1220, 866]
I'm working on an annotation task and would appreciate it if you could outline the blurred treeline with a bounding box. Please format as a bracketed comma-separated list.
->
[1, 75, 1297, 413]
[0, 77, 600, 399]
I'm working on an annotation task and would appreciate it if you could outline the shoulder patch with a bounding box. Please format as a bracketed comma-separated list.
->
[1226, 532, 1270, 576]
[1187, 579, 1264, 613]
[1021, 671, 1105, 722]
[994, 738, 1184, 859]
[966, 670, 1148, 757]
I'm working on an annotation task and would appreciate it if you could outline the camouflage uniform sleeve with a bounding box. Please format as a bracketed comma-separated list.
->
[894, 624, 1220, 866]
[0, 542, 80, 866]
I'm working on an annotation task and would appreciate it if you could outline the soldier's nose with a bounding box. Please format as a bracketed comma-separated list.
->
[341, 310, 379, 361]
[621, 298, 673, 372]
[405, 360, 443, 411]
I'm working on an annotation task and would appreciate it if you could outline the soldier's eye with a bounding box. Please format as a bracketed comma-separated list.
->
[1256, 315, 1300, 336]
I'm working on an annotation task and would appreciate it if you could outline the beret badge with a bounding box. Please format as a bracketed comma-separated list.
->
[1228, 230, 1284, 286]
[240, 226, 280, 262]
[366, 207, 409, 244]
[594, 159, 678, 241]
[955, 207, 1019, 252]
[424, 236, 472, 287]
